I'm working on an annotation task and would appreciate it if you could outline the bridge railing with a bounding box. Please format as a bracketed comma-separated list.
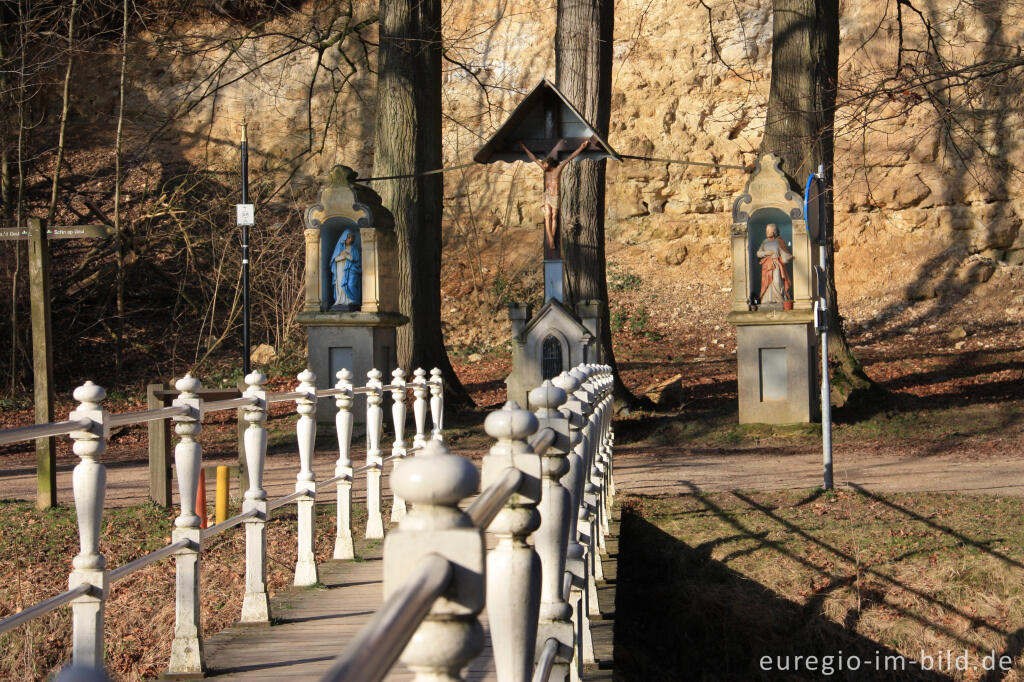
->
[322, 363, 616, 682]
[0, 364, 445, 676]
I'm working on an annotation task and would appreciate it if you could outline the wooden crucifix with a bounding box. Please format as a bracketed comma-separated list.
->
[473, 79, 621, 303]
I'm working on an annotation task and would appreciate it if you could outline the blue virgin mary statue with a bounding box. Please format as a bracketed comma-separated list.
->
[329, 229, 362, 310]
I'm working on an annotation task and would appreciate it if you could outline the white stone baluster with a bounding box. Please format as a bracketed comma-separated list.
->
[533, 379, 575, 679]
[169, 374, 205, 675]
[483, 400, 543, 682]
[597, 370, 614, 529]
[67, 381, 110, 669]
[241, 371, 271, 623]
[552, 371, 593, 676]
[429, 367, 444, 441]
[571, 368, 603, 630]
[412, 368, 429, 449]
[294, 369, 319, 586]
[386, 439, 484, 681]
[589, 370, 610, 542]
[365, 368, 385, 539]
[390, 368, 408, 523]
[333, 368, 355, 560]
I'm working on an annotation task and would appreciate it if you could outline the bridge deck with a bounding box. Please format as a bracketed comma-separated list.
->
[202, 520, 618, 680]
[202, 543, 497, 680]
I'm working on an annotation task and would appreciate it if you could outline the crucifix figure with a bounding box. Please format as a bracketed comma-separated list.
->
[520, 137, 593, 259]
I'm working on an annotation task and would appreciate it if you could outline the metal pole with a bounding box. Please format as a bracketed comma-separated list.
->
[241, 121, 250, 378]
[818, 164, 833, 490]
[820, 240, 833, 490]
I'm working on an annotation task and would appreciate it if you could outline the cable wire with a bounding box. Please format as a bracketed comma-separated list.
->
[355, 153, 747, 182]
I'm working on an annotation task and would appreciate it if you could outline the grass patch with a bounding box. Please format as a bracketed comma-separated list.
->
[0, 497, 376, 679]
[616, 490, 1024, 680]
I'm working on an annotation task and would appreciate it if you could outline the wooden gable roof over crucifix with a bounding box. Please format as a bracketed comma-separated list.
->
[473, 79, 620, 164]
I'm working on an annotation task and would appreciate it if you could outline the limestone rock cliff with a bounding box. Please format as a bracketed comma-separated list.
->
[77, 0, 1024, 348]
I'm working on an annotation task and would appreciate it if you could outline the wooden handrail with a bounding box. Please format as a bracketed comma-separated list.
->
[320, 555, 452, 682]
[0, 417, 92, 446]
[467, 467, 523, 530]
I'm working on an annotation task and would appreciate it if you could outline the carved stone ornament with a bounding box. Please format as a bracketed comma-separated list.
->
[304, 165, 372, 231]
[731, 153, 804, 224]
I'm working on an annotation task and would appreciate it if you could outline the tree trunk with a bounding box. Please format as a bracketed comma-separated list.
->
[761, 0, 875, 407]
[46, 0, 77, 226]
[114, 0, 129, 381]
[556, 0, 638, 406]
[373, 0, 470, 404]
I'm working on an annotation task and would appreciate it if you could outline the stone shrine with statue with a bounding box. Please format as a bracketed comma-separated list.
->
[727, 153, 819, 424]
[297, 165, 406, 422]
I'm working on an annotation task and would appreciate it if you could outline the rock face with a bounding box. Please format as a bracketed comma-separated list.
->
[80, 0, 1024, 342]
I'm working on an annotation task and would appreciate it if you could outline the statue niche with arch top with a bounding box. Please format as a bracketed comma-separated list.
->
[301, 165, 400, 317]
[729, 153, 816, 314]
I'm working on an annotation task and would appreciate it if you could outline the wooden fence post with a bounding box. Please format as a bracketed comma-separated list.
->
[27, 217, 55, 509]
[147, 383, 172, 507]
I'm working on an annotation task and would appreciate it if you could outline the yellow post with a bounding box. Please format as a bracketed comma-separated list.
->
[215, 465, 229, 524]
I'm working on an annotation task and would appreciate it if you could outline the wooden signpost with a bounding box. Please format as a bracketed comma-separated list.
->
[1, 217, 113, 508]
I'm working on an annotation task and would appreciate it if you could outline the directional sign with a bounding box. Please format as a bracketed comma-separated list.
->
[0, 224, 112, 240]
[1, 220, 112, 508]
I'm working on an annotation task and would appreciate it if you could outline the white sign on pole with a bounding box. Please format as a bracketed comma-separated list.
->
[236, 203, 255, 226]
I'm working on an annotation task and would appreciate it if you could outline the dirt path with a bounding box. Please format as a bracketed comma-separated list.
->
[613, 445, 1024, 496]
[4, 438, 1023, 508]
[0, 448, 371, 507]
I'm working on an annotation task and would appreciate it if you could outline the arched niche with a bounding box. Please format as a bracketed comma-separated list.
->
[302, 165, 399, 315]
[747, 207, 795, 308]
[320, 218, 362, 310]
[729, 154, 817, 313]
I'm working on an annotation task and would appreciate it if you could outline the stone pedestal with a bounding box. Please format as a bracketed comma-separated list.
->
[299, 312, 405, 423]
[299, 166, 407, 422]
[729, 311, 818, 424]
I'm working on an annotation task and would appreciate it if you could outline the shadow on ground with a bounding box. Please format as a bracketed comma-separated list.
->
[613, 508, 950, 681]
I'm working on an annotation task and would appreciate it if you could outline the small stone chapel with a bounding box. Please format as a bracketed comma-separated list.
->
[727, 153, 820, 424]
